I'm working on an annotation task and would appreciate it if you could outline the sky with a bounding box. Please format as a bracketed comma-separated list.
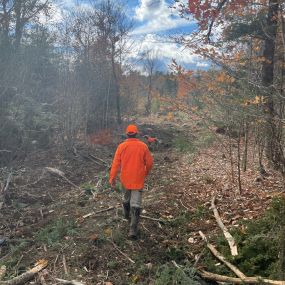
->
[51, 0, 209, 72]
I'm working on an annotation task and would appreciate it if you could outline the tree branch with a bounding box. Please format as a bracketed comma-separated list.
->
[211, 196, 238, 256]
[199, 231, 246, 279]
[207, 0, 229, 43]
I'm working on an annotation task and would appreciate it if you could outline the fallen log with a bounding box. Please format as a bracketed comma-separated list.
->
[199, 231, 246, 279]
[198, 269, 285, 285]
[211, 195, 238, 256]
[0, 259, 48, 285]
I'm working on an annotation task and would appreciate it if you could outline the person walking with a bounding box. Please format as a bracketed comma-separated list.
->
[109, 124, 153, 239]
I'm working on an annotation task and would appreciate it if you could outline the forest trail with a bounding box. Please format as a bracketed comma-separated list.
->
[0, 120, 283, 284]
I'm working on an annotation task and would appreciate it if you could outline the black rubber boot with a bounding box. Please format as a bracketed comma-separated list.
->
[129, 207, 141, 239]
[122, 202, 130, 220]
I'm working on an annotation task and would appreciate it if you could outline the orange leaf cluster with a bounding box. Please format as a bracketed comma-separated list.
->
[87, 129, 113, 145]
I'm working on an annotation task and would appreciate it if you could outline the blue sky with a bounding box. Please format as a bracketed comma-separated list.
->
[51, 0, 209, 72]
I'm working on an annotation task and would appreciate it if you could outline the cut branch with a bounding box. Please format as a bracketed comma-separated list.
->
[88, 154, 109, 166]
[55, 278, 85, 285]
[211, 196, 238, 256]
[0, 259, 48, 285]
[83, 206, 116, 218]
[2, 173, 12, 193]
[108, 239, 135, 264]
[141, 215, 166, 222]
[45, 167, 81, 190]
[198, 269, 285, 285]
[199, 231, 246, 279]
[0, 266, 6, 281]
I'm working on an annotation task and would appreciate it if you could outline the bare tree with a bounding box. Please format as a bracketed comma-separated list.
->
[142, 50, 160, 116]
[93, 0, 133, 124]
[0, 0, 50, 49]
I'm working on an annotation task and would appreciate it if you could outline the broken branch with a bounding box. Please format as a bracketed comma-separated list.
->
[108, 239, 135, 264]
[199, 231, 246, 279]
[45, 167, 81, 191]
[198, 269, 285, 285]
[88, 154, 109, 166]
[55, 278, 85, 285]
[211, 196, 238, 256]
[2, 173, 12, 193]
[83, 206, 116, 218]
[141, 215, 166, 222]
[0, 259, 48, 285]
[62, 255, 68, 275]
[0, 266, 6, 281]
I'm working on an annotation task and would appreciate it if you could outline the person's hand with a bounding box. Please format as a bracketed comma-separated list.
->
[110, 179, 116, 189]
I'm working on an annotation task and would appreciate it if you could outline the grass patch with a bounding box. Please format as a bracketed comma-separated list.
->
[168, 211, 192, 228]
[192, 204, 209, 220]
[107, 260, 119, 270]
[80, 182, 97, 195]
[36, 218, 78, 247]
[195, 131, 216, 148]
[174, 136, 196, 153]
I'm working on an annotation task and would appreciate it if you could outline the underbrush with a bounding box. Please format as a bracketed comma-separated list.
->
[155, 263, 201, 285]
[174, 130, 216, 155]
[36, 218, 78, 247]
[174, 136, 196, 153]
[202, 197, 285, 278]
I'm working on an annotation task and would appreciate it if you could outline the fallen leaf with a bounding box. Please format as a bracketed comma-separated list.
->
[104, 228, 112, 236]
[89, 234, 98, 241]
[188, 237, 195, 243]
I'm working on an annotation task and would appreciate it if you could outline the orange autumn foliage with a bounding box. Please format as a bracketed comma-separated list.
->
[87, 129, 113, 145]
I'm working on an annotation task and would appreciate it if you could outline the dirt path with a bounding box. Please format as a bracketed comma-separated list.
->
[0, 121, 282, 284]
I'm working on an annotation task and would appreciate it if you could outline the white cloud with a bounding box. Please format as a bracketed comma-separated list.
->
[127, 34, 207, 71]
[132, 0, 193, 35]
[196, 62, 209, 68]
[45, 0, 93, 24]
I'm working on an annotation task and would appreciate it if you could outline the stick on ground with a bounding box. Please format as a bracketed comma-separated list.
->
[198, 269, 285, 285]
[2, 173, 12, 193]
[199, 231, 246, 279]
[211, 195, 238, 256]
[55, 278, 85, 285]
[0, 266, 6, 281]
[45, 167, 81, 191]
[83, 206, 116, 218]
[108, 240, 135, 264]
[0, 259, 48, 285]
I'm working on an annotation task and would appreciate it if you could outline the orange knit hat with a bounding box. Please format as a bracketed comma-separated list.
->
[126, 124, 139, 135]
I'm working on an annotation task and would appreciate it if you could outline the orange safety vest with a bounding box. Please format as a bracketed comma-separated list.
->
[109, 138, 153, 190]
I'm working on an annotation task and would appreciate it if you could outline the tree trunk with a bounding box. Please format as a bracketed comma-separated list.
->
[242, 120, 249, 172]
[280, 224, 285, 279]
[111, 45, 121, 125]
[14, 0, 23, 50]
[146, 75, 152, 116]
[262, 0, 283, 170]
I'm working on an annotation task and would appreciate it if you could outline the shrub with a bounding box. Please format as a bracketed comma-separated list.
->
[155, 264, 200, 285]
[36, 218, 77, 247]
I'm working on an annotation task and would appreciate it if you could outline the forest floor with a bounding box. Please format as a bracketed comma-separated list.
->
[0, 117, 284, 285]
